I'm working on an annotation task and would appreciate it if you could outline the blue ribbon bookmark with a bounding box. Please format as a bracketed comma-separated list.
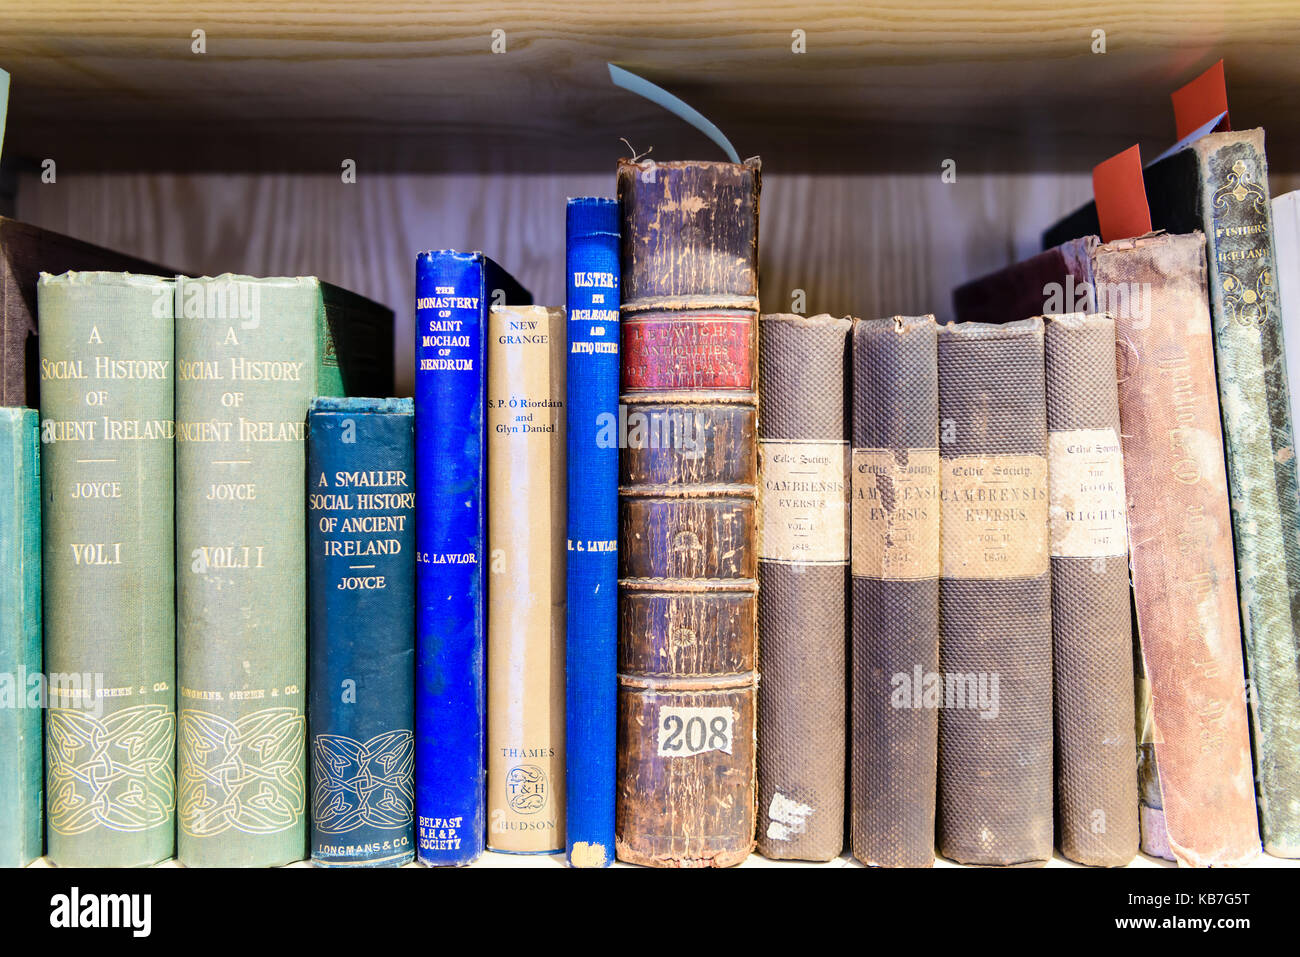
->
[608, 63, 740, 163]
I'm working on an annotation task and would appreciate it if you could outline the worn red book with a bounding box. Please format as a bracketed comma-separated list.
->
[1092, 232, 1259, 867]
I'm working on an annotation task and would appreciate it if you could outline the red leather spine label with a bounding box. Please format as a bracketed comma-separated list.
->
[622, 314, 754, 391]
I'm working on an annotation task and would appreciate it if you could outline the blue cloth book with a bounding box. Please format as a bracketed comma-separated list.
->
[0, 407, 42, 867]
[414, 250, 529, 865]
[564, 198, 621, 867]
[308, 397, 416, 867]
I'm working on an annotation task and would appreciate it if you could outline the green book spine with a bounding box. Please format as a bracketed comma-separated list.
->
[0, 407, 42, 867]
[37, 272, 176, 867]
[175, 275, 342, 867]
[1191, 130, 1300, 856]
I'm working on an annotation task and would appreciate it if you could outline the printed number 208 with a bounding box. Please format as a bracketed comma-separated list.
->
[660, 712, 731, 755]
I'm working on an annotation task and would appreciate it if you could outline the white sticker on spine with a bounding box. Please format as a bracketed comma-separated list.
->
[765, 792, 814, 842]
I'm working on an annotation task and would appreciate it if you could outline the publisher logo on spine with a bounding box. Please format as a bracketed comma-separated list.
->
[505, 765, 548, 814]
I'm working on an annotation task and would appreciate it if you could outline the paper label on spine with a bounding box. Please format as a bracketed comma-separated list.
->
[1048, 428, 1128, 558]
[941, 454, 1049, 579]
[758, 439, 848, 565]
[656, 706, 734, 757]
[852, 448, 940, 580]
[622, 314, 754, 391]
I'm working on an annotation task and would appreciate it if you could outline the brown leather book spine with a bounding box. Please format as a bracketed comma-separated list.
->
[850, 315, 939, 868]
[1042, 312, 1139, 866]
[486, 305, 567, 854]
[936, 317, 1053, 866]
[616, 157, 761, 868]
[1092, 232, 1260, 867]
[755, 312, 850, 862]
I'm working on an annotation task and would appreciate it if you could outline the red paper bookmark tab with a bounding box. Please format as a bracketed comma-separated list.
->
[1093, 145, 1152, 243]
[1171, 60, 1231, 141]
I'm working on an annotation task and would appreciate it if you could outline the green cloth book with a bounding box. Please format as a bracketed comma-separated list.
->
[37, 272, 177, 867]
[175, 275, 342, 867]
[0, 406, 42, 867]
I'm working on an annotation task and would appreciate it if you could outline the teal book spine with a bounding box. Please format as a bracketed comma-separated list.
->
[307, 396, 415, 867]
[175, 275, 342, 867]
[0, 407, 41, 867]
[37, 272, 176, 867]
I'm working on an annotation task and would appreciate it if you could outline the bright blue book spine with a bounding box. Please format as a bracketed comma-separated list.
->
[412, 252, 484, 865]
[414, 252, 528, 865]
[0, 407, 42, 867]
[308, 397, 415, 867]
[564, 198, 621, 867]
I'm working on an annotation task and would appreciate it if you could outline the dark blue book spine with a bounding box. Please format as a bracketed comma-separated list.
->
[308, 397, 416, 867]
[564, 198, 621, 867]
[414, 250, 490, 865]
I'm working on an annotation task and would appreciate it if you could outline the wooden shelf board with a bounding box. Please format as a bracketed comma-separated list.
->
[24, 848, 1300, 868]
[2, 2, 1300, 172]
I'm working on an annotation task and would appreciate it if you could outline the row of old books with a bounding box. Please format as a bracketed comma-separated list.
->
[2, 132, 1300, 870]
[761, 126, 1300, 868]
[605, 132, 1300, 869]
[0, 196, 619, 866]
[0, 200, 614, 867]
[0, 231, 396, 866]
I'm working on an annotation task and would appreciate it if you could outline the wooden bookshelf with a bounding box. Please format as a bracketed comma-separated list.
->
[24, 848, 1300, 868]
[8, 4, 1300, 874]
[2, 1, 1300, 173]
